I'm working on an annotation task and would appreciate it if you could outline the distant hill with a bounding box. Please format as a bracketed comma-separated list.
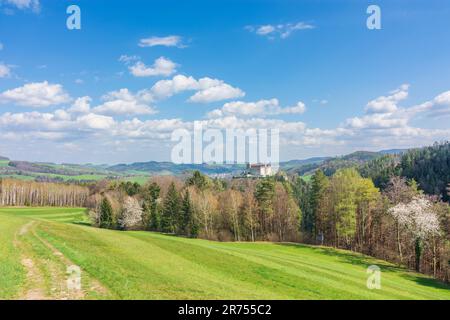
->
[1, 145, 443, 188]
[108, 161, 245, 176]
[379, 149, 408, 155]
[286, 151, 385, 176]
[340, 151, 381, 161]
[399, 143, 450, 201]
[107, 157, 334, 177]
[0, 151, 398, 181]
[281, 157, 330, 168]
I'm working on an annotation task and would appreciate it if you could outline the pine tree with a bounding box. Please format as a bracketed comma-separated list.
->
[190, 218, 199, 238]
[186, 170, 211, 191]
[400, 142, 450, 201]
[254, 178, 275, 234]
[142, 182, 160, 230]
[310, 170, 329, 240]
[161, 182, 180, 233]
[149, 206, 161, 231]
[293, 177, 313, 236]
[99, 197, 113, 229]
[180, 190, 194, 236]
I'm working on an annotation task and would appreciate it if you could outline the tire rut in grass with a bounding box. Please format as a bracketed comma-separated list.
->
[31, 228, 109, 299]
[20, 257, 48, 300]
[14, 221, 49, 300]
[15, 220, 108, 300]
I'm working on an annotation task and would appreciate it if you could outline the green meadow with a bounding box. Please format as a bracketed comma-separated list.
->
[0, 207, 449, 300]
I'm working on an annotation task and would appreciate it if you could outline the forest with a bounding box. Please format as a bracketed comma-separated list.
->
[1, 142, 449, 282]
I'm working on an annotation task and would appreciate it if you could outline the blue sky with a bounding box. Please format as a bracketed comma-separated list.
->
[0, 0, 449, 163]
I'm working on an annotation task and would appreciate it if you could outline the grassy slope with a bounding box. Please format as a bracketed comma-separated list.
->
[0, 207, 449, 300]
[0, 214, 26, 298]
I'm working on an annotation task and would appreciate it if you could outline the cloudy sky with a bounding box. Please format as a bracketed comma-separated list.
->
[0, 0, 449, 164]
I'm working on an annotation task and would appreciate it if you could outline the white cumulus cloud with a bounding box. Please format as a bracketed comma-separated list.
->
[129, 57, 177, 77]
[0, 81, 71, 107]
[76, 113, 116, 130]
[425, 90, 450, 118]
[68, 96, 92, 113]
[365, 84, 409, 114]
[150, 74, 199, 99]
[207, 99, 306, 118]
[150, 75, 245, 103]
[188, 83, 245, 103]
[92, 88, 157, 116]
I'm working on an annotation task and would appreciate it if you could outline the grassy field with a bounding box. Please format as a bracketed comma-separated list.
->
[0, 160, 10, 167]
[0, 207, 449, 300]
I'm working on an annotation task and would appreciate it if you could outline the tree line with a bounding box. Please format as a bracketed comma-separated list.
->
[85, 167, 450, 282]
[294, 169, 450, 281]
[360, 142, 450, 201]
[0, 178, 89, 207]
[87, 173, 301, 242]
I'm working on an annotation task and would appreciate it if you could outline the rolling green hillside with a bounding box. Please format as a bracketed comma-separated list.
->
[0, 147, 410, 183]
[0, 151, 388, 182]
[0, 159, 151, 183]
[1, 207, 449, 300]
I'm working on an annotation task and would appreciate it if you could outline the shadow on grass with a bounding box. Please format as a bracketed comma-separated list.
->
[72, 221, 92, 226]
[275, 243, 450, 291]
[277, 243, 400, 270]
[60, 214, 450, 293]
[401, 273, 450, 291]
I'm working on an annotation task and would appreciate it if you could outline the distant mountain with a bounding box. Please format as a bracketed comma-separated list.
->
[286, 151, 385, 176]
[0, 156, 9, 161]
[379, 149, 408, 155]
[281, 157, 330, 168]
[107, 157, 332, 177]
[108, 161, 245, 176]
[0, 146, 432, 183]
[340, 151, 381, 161]
[0, 151, 389, 182]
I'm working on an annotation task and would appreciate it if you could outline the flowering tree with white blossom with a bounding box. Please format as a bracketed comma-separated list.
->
[388, 196, 441, 271]
[119, 196, 144, 230]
